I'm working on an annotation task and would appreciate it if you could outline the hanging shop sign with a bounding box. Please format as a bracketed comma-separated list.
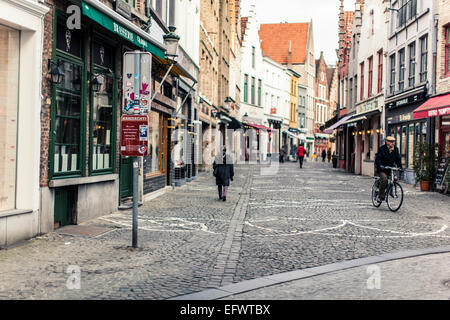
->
[120, 115, 149, 156]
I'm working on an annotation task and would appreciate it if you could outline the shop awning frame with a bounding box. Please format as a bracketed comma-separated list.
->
[82, 0, 166, 59]
[413, 93, 450, 119]
[324, 114, 353, 133]
[244, 123, 273, 131]
[284, 131, 306, 141]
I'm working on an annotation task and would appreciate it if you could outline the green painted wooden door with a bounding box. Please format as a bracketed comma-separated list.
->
[120, 157, 133, 198]
[54, 188, 69, 228]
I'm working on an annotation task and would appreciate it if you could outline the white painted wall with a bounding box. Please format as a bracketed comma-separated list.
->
[0, 0, 48, 245]
[239, 5, 265, 123]
[174, 0, 200, 66]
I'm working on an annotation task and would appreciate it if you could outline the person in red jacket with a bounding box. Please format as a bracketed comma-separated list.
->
[297, 143, 306, 168]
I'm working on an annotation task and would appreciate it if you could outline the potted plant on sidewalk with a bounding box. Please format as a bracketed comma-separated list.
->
[413, 140, 437, 191]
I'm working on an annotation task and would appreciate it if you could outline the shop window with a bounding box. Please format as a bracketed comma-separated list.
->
[53, 61, 83, 175]
[56, 21, 82, 58]
[0, 25, 19, 211]
[91, 74, 114, 172]
[92, 42, 114, 70]
[52, 14, 86, 178]
[144, 111, 163, 175]
[401, 126, 407, 167]
[408, 124, 414, 167]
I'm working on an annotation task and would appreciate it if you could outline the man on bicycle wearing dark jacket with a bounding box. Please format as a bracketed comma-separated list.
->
[375, 136, 403, 201]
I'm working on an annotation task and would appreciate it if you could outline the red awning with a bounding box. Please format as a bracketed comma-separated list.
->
[244, 123, 273, 131]
[413, 93, 450, 119]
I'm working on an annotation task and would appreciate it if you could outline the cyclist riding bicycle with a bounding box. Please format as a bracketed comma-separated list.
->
[375, 136, 403, 202]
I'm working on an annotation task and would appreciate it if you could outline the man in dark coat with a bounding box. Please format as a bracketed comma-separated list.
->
[213, 147, 234, 201]
[321, 149, 326, 162]
[375, 136, 403, 201]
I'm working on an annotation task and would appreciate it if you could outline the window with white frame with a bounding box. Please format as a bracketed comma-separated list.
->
[408, 42, 416, 87]
[420, 35, 428, 82]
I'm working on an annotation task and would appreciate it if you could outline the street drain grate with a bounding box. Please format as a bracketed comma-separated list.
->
[425, 216, 443, 220]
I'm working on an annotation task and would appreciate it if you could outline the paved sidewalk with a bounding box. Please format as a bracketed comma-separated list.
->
[173, 247, 450, 300]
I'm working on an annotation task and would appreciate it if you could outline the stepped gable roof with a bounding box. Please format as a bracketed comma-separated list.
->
[259, 23, 309, 64]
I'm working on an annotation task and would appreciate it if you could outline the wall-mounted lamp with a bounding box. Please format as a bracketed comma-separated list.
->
[48, 60, 65, 85]
[163, 26, 180, 63]
[224, 96, 232, 110]
[91, 75, 104, 92]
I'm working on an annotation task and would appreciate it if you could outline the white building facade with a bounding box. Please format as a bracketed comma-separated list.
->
[353, 0, 390, 176]
[0, 0, 49, 247]
[385, 0, 438, 184]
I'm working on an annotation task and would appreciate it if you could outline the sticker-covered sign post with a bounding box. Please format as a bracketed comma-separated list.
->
[121, 51, 152, 248]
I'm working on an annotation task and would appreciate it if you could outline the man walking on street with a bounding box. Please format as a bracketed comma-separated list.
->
[297, 143, 306, 168]
[375, 136, 403, 202]
[322, 149, 326, 162]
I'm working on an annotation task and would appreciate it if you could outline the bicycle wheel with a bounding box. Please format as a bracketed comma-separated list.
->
[387, 182, 403, 212]
[371, 180, 382, 208]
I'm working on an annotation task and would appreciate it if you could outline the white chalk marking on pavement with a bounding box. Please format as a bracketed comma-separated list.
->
[100, 216, 219, 235]
[244, 220, 348, 235]
[244, 218, 450, 239]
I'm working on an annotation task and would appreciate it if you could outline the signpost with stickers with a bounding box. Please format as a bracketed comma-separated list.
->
[121, 51, 152, 248]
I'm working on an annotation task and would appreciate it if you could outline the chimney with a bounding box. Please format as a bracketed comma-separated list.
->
[288, 40, 292, 66]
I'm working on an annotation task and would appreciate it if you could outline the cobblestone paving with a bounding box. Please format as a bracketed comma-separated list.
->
[0, 160, 449, 299]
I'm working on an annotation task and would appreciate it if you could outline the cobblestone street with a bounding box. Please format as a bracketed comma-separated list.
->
[1, 160, 450, 299]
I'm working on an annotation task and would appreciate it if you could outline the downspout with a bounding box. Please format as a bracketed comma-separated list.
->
[430, 9, 439, 145]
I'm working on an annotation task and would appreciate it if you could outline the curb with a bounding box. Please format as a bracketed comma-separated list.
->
[168, 245, 450, 300]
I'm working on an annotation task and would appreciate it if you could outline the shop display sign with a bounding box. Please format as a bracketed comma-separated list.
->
[115, 0, 132, 20]
[120, 115, 149, 156]
[434, 157, 449, 190]
[386, 90, 426, 109]
[357, 100, 379, 115]
[123, 51, 152, 115]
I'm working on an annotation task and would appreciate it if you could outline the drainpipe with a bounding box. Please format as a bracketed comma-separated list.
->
[430, 11, 439, 145]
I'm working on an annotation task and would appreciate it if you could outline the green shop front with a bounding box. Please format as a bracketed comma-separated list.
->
[42, 0, 169, 229]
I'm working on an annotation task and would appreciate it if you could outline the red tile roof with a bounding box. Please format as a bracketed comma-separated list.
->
[259, 23, 309, 64]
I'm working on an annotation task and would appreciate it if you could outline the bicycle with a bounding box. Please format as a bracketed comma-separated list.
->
[371, 166, 404, 212]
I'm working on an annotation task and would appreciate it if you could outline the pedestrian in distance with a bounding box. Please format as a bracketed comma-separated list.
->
[322, 149, 326, 162]
[297, 143, 306, 168]
[375, 136, 403, 202]
[327, 148, 332, 163]
[280, 144, 288, 163]
[213, 146, 234, 202]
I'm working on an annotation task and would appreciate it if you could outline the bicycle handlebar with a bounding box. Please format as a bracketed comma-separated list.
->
[380, 166, 403, 171]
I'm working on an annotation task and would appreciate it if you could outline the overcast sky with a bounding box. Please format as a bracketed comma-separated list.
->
[241, 0, 355, 66]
